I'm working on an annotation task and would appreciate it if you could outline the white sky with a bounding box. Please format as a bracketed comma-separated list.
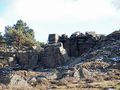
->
[0, 0, 120, 42]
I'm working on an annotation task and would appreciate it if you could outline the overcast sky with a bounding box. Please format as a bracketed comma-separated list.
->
[0, 0, 120, 42]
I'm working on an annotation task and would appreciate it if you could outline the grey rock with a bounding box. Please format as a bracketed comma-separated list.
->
[9, 74, 33, 89]
[48, 34, 60, 44]
[42, 42, 69, 68]
[16, 51, 39, 69]
[0, 67, 12, 84]
[59, 31, 99, 57]
[28, 75, 49, 86]
[73, 69, 80, 79]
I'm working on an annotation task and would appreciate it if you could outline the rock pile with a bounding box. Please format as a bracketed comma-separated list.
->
[81, 39, 120, 63]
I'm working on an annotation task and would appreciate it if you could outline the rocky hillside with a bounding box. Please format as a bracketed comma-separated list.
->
[0, 30, 120, 90]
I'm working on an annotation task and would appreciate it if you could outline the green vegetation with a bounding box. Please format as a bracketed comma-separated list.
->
[36, 41, 45, 48]
[0, 20, 44, 48]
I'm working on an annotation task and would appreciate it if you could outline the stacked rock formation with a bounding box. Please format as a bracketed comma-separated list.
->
[41, 34, 69, 68]
[0, 30, 120, 69]
[59, 31, 103, 57]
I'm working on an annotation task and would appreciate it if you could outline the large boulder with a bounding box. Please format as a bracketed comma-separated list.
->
[0, 67, 12, 84]
[79, 68, 92, 78]
[48, 34, 60, 44]
[16, 51, 39, 69]
[42, 43, 69, 68]
[85, 31, 97, 37]
[8, 74, 33, 89]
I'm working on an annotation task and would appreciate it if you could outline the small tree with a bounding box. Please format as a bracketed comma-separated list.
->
[4, 20, 36, 48]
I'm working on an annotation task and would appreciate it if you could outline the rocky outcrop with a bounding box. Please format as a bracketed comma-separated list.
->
[59, 31, 104, 57]
[13, 30, 120, 68]
[50, 30, 120, 58]
[41, 42, 69, 68]
[0, 30, 120, 69]
[0, 30, 120, 90]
